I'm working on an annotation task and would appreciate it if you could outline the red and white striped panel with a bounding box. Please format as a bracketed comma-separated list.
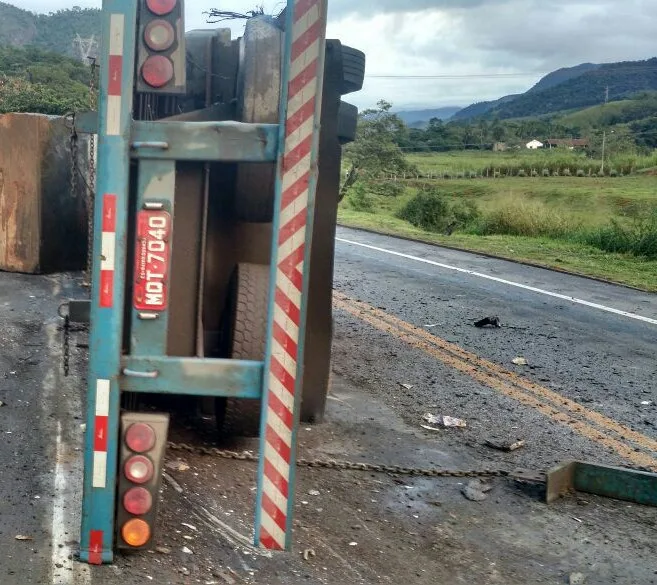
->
[106, 13, 124, 136]
[99, 194, 116, 308]
[92, 379, 110, 488]
[259, 0, 327, 551]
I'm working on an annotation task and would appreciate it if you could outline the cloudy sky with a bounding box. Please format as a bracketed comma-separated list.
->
[11, 0, 657, 110]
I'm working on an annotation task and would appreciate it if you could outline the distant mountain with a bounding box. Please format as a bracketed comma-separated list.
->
[451, 94, 519, 121]
[0, 2, 100, 60]
[454, 58, 657, 122]
[527, 63, 600, 94]
[395, 107, 462, 127]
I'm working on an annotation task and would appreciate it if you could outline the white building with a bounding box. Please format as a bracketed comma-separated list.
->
[526, 139, 544, 150]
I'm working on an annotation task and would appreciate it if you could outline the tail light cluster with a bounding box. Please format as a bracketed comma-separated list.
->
[116, 413, 169, 550]
[137, 0, 186, 94]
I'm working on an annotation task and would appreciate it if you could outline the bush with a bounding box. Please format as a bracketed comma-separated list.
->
[582, 213, 657, 258]
[552, 170, 560, 177]
[398, 187, 480, 234]
[576, 169, 586, 177]
[542, 168, 550, 177]
[609, 168, 619, 177]
[531, 169, 539, 177]
[347, 182, 374, 212]
[474, 200, 578, 238]
[443, 172, 452, 179]
[517, 169, 527, 177]
[562, 168, 572, 177]
[368, 181, 405, 198]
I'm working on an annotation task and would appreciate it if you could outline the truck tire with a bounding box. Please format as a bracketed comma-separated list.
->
[217, 263, 269, 437]
[234, 17, 282, 223]
[340, 46, 365, 96]
[337, 101, 358, 145]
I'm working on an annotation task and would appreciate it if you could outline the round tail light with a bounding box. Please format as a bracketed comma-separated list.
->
[146, 0, 177, 16]
[125, 422, 156, 453]
[124, 455, 154, 484]
[142, 55, 174, 88]
[144, 20, 175, 52]
[121, 518, 151, 547]
[123, 487, 153, 515]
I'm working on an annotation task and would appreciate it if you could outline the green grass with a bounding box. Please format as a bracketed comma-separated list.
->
[338, 173, 657, 291]
[404, 150, 657, 177]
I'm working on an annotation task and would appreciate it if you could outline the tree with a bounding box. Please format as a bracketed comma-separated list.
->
[341, 100, 416, 199]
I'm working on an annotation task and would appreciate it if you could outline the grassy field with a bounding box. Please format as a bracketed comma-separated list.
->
[339, 152, 657, 290]
[405, 150, 657, 177]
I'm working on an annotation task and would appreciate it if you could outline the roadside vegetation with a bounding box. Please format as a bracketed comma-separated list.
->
[339, 101, 657, 290]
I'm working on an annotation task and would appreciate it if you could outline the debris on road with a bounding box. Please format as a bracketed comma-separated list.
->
[15, 535, 33, 541]
[0, 400, 5, 407]
[182, 546, 193, 554]
[462, 480, 493, 502]
[163, 472, 184, 494]
[155, 546, 171, 555]
[422, 413, 467, 429]
[399, 383, 413, 390]
[303, 548, 316, 561]
[640, 400, 652, 406]
[569, 572, 587, 585]
[348, 541, 358, 546]
[181, 522, 198, 531]
[308, 489, 321, 496]
[166, 459, 190, 472]
[474, 316, 501, 328]
[512, 357, 528, 366]
[485, 438, 526, 452]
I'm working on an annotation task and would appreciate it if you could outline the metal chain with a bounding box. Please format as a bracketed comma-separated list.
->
[166, 442, 510, 479]
[85, 58, 98, 288]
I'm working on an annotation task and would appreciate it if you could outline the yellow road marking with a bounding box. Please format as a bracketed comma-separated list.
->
[334, 292, 657, 471]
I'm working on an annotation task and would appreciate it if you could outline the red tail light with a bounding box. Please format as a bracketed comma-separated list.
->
[124, 455, 155, 484]
[142, 56, 174, 88]
[123, 487, 153, 515]
[144, 20, 175, 52]
[146, 0, 177, 16]
[125, 422, 156, 453]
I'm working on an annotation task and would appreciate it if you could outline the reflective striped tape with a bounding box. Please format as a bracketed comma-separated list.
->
[259, 0, 327, 551]
[92, 379, 110, 488]
[106, 13, 124, 136]
[99, 195, 116, 309]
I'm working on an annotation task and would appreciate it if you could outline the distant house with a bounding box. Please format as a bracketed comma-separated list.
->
[545, 138, 589, 150]
[526, 139, 544, 150]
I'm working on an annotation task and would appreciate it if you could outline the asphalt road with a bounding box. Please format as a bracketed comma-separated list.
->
[333, 226, 657, 469]
[1, 227, 656, 584]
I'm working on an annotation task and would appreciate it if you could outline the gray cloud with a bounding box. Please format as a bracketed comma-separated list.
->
[8, 0, 657, 109]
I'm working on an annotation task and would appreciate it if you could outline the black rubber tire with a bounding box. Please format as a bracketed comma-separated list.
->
[337, 101, 358, 145]
[341, 45, 365, 96]
[217, 263, 270, 437]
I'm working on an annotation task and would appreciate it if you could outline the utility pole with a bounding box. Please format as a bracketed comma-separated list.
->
[605, 86, 609, 104]
[601, 130, 607, 174]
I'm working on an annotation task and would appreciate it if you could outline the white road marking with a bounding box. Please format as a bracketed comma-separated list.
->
[336, 237, 657, 326]
[45, 302, 90, 585]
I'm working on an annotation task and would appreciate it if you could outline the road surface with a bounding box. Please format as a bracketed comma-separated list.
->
[0, 228, 656, 584]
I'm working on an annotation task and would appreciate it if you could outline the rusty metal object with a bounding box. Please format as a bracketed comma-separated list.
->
[546, 461, 657, 507]
[0, 113, 88, 273]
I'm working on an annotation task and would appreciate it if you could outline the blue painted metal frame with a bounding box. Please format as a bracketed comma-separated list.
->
[80, 0, 137, 565]
[131, 121, 279, 161]
[129, 160, 176, 357]
[120, 357, 263, 397]
[254, 0, 329, 550]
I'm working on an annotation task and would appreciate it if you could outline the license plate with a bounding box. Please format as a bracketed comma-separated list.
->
[133, 210, 171, 312]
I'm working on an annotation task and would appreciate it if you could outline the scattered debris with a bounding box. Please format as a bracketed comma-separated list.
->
[399, 383, 413, 390]
[179, 567, 191, 576]
[212, 569, 238, 585]
[512, 357, 528, 366]
[485, 438, 526, 452]
[15, 535, 33, 541]
[422, 413, 467, 429]
[166, 459, 190, 472]
[155, 546, 171, 555]
[182, 546, 193, 554]
[0, 400, 5, 407]
[303, 548, 316, 561]
[348, 542, 358, 546]
[462, 480, 493, 502]
[424, 323, 439, 328]
[181, 522, 198, 532]
[569, 572, 587, 585]
[80, 423, 86, 432]
[475, 316, 501, 328]
[308, 489, 321, 496]
[162, 472, 184, 494]
[641, 401, 652, 406]
[572, 517, 583, 523]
